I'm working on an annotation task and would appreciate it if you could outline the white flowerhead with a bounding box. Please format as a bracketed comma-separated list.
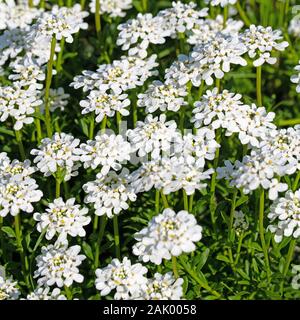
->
[34, 197, 91, 241]
[40, 87, 70, 113]
[25, 287, 67, 300]
[137, 272, 184, 300]
[127, 114, 182, 160]
[217, 151, 288, 200]
[241, 25, 288, 67]
[80, 90, 130, 123]
[0, 153, 42, 217]
[89, 0, 133, 18]
[268, 190, 300, 243]
[0, 274, 20, 300]
[83, 168, 136, 218]
[31, 132, 81, 182]
[289, 16, 300, 38]
[34, 240, 86, 287]
[233, 211, 249, 235]
[95, 257, 148, 299]
[133, 208, 203, 265]
[0, 83, 42, 130]
[79, 134, 131, 175]
[137, 80, 187, 113]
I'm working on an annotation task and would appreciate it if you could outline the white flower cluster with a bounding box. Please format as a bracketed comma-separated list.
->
[0, 153, 43, 217]
[78, 134, 131, 175]
[291, 61, 300, 93]
[34, 240, 86, 288]
[192, 88, 276, 147]
[83, 169, 136, 218]
[80, 91, 130, 123]
[0, 83, 42, 130]
[127, 114, 182, 160]
[25, 287, 66, 300]
[217, 151, 288, 200]
[206, 0, 237, 6]
[133, 208, 202, 265]
[0, 272, 20, 300]
[71, 55, 158, 94]
[40, 87, 70, 113]
[268, 190, 300, 243]
[240, 25, 289, 67]
[0, 0, 42, 31]
[137, 80, 187, 113]
[187, 14, 243, 46]
[137, 272, 184, 300]
[28, 4, 88, 44]
[95, 257, 148, 299]
[233, 211, 249, 235]
[291, 265, 300, 290]
[95, 258, 184, 300]
[165, 33, 247, 87]
[89, 0, 133, 18]
[31, 132, 81, 182]
[34, 197, 91, 241]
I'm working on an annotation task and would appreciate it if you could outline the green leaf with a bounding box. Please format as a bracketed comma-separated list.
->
[196, 248, 210, 271]
[216, 254, 230, 264]
[82, 241, 94, 261]
[1, 226, 16, 238]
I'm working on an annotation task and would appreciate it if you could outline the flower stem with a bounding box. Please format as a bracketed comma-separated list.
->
[183, 189, 188, 211]
[44, 36, 57, 137]
[278, 118, 300, 127]
[209, 128, 221, 230]
[259, 188, 271, 283]
[64, 285, 73, 300]
[14, 129, 25, 161]
[189, 194, 194, 212]
[280, 238, 296, 295]
[228, 190, 238, 239]
[155, 189, 160, 214]
[223, 5, 228, 28]
[35, 108, 43, 143]
[55, 178, 61, 198]
[95, 0, 101, 36]
[142, 0, 148, 12]
[14, 214, 30, 289]
[56, 38, 65, 74]
[172, 256, 179, 279]
[292, 171, 300, 192]
[161, 191, 169, 208]
[100, 115, 107, 133]
[256, 66, 262, 106]
[116, 111, 122, 132]
[80, 0, 86, 9]
[28, 0, 33, 7]
[113, 215, 121, 259]
[236, 1, 251, 27]
[89, 114, 95, 139]
[94, 216, 107, 269]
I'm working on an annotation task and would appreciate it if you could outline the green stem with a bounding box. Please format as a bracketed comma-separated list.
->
[100, 115, 107, 133]
[256, 66, 262, 107]
[94, 216, 107, 269]
[64, 285, 73, 300]
[14, 129, 25, 161]
[155, 189, 160, 214]
[89, 114, 95, 139]
[236, 1, 251, 27]
[35, 108, 43, 143]
[14, 214, 30, 289]
[234, 232, 245, 265]
[55, 178, 61, 198]
[142, 0, 148, 12]
[189, 194, 194, 212]
[132, 101, 137, 127]
[209, 129, 221, 230]
[172, 256, 179, 279]
[223, 5, 228, 28]
[113, 216, 121, 259]
[80, 0, 86, 9]
[228, 190, 238, 239]
[197, 81, 205, 100]
[183, 189, 188, 211]
[278, 118, 300, 127]
[116, 111, 122, 133]
[280, 238, 296, 295]
[293, 171, 300, 192]
[44, 36, 57, 137]
[161, 191, 170, 208]
[179, 107, 185, 134]
[56, 38, 65, 74]
[259, 188, 271, 283]
[28, 0, 33, 7]
[95, 0, 101, 35]
[93, 215, 99, 233]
